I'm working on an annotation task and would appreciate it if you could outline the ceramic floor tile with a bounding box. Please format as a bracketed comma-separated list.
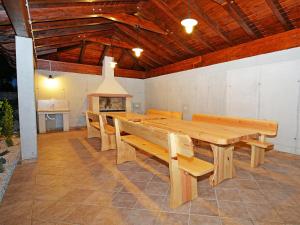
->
[190, 198, 219, 216]
[189, 215, 222, 225]
[216, 188, 241, 202]
[245, 203, 283, 223]
[156, 212, 189, 225]
[218, 201, 250, 219]
[2, 130, 300, 225]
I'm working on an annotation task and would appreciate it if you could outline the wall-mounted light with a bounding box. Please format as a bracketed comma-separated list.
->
[44, 62, 58, 89]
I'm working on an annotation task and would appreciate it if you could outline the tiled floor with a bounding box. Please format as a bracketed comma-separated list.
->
[0, 130, 300, 225]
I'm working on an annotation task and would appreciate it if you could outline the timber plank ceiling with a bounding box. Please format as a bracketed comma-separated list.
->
[0, 0, 299, 78]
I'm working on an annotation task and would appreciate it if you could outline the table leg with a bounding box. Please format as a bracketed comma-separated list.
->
[209, 144, 234, 186]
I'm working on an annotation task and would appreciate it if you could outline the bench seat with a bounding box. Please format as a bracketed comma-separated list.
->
[121, 135, 214, 177]
[242, 139, 273, 149]
[90, 121, 100, 130]
[105, 124, 115, 135]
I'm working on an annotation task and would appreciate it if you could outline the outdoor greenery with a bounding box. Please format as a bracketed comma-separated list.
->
[0, 99, 14, 146]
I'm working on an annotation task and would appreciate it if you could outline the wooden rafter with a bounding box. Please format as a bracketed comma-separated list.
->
[32, 18, 112, 32]
[213, 0, 262, 39]
[78, 40, 86, 63]
[181, 0, 232, 45]
[98, 45, 109, 65]
[87, 36, 133, 49]
[149, 0, 214, 51]
[29, 4, 138, 22]
[265, 0, 295, 31]
[2, 0, 32, 37]
[97, 13, 167, 34]
[34, 23, 114, 39]
[34, 30, 113, 47]
[37, 59, 146, 79]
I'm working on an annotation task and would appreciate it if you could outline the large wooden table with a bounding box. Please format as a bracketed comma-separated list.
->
[141, 118, 259, 185]
[103, 112, 259, 185]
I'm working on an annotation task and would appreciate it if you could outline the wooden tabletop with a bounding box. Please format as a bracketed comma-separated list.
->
[142, 119, 258, 145]
[103, 112, 167, 122]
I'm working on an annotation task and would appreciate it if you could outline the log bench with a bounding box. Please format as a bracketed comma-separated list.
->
[146, 108, 183, 120]
[114, 118, 214, 208]
[192, 114, 278, 168]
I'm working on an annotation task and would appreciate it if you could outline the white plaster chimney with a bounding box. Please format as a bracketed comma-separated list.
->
[95, 56, 128, 94]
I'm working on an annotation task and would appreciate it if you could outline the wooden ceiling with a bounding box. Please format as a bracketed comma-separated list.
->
[0, 0, 300, 78]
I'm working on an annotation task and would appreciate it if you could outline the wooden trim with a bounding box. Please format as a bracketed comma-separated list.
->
[37, 59, 146, 79]
[147, 28, 300, 77]
[147, 56, 202, 77]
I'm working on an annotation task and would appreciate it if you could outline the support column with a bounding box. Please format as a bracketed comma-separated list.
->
[16, 36, 38, 160]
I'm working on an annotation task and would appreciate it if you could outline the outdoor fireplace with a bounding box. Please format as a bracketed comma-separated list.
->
[87, 93, 132, 113]
[87, 56, 132, 113]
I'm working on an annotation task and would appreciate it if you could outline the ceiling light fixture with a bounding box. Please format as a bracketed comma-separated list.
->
[181, 0, 198, 34]
[132, 25, 143, 57]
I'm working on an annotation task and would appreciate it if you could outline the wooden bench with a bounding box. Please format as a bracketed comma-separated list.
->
[114, 118, 214, 208]
[192, 114, 278, 168]
[99, 114, 116, 151]
[146, 108, 183, 120]
[86, 111, 101, 138]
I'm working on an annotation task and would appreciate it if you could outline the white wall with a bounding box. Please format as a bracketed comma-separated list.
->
[35, 70, 145, 128]
[145, 47, 300, 155]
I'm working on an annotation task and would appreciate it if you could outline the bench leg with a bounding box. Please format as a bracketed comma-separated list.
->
[169, 162, 197, 208]
[117, 141, 136, 164]
[251, 146, 265, 168]
[210, 145, 234, 186]
[87, 127, 100, 138]
[109, 135, 116, 150]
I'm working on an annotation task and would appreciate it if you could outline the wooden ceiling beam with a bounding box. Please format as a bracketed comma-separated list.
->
[34, 23, 114, 39]
[147, 28, 300, 77]
[36, 41, 81, 52]
[32, 18, 111, 32]
[36, 59, 146, 79]
[34, 30, 112, 47]
[147, 56, 202, 77]
[149, 0, 214, 51]
[115, 24, 174, 63]
[29, 4, 138, 22]
[265, 0, 295, 31]
[212, 0, 262, 39]
[98, 45, 109, 65]
[97, 13, 167, 34]
[87, 36, 133, 49]
[78, 40, 87, 63]
[181, 0, 232, 45]
[30, 0, 140, 7]
[2, 0, 32, 37]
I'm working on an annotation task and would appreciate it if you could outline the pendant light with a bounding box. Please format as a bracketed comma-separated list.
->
[181, 0, 198, 34]
[110, 39, 117, 68]
[132, 25, 143, 57]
